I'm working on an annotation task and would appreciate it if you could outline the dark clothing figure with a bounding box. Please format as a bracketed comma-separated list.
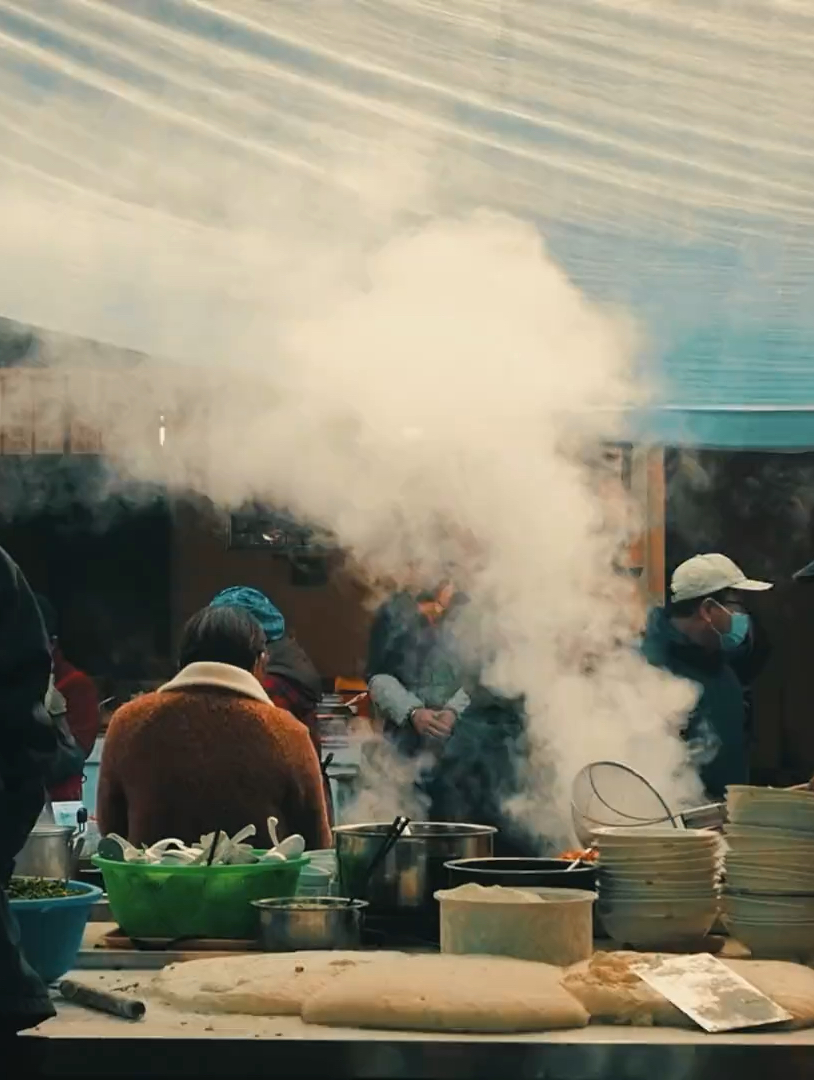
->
[367, 591, 536, 853]
[263, 635, 322, 748]
[35, 593, 99, 802]
[0, 548, 60, 1034]
[367, 589, 472, 756]
[422, 687, 539, 857]
[262, 637, 330, 823]
[642, 606, 770, 800]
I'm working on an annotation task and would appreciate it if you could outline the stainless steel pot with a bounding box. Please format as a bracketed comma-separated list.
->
[13, 825, 84, 880]
[334, 822, 496, 914]
[253, 897, 367, 951]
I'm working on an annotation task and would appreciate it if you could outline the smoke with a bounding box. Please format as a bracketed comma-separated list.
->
[6, 202, 703, 836]
[0, 11, 707, 838]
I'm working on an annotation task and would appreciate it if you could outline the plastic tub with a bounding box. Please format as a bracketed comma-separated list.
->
[435, 885, 596, 967]
[10, 880, 103, 983]
[92, 855, 308, 940]
[446, 858, 600, 936]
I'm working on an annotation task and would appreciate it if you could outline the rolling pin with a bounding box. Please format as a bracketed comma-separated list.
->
[58, 979, 146, 1020]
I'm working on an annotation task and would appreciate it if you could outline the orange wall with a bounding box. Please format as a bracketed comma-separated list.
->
[170, 500, 372, 681]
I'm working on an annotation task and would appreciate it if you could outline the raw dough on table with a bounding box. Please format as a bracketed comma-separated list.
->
[564, 951, 814, 1030]
[302, 953, 589, 1033]
[152, 951, 391, 1016]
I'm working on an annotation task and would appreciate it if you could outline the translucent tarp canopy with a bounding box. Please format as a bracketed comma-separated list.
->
[0, 0, 811, 448]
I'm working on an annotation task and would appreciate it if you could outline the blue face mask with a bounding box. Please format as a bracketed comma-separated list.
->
[719, 610, 750, 652]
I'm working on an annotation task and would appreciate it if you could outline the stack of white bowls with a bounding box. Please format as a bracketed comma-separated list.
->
[296, 848, 338, 897]
[595, 826, 722, 949]
[723, 785, 814, 959]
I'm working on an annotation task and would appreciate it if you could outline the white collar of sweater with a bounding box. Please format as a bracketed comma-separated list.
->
[158, 662, 271, 705]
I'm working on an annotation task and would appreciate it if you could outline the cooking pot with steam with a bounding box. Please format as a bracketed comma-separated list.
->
[334, 822, 496, 916]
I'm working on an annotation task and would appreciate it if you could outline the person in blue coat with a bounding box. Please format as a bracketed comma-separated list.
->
[641, 554, 773, 800]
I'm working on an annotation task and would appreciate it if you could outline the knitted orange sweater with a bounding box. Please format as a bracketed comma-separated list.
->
[97, 687, 331, 849]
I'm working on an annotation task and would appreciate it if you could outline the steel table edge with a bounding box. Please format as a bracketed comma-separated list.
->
[15, 1034, 814, 1080]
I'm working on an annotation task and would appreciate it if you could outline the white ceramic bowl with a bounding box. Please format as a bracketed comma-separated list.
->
[724, 825, 814, 851]
[724, 858, 814, 879]
[600, 884, 718, 902]
[725, 865, 814, 894]
[602, 908, 718, 949]
[723, 894, 814, 923]
[600, 878, 719, 894]
[595, 827, 719, 848]
[723, 916, 814, 959]
[600, 857, 719, 874]
[595, 826, 717, 840]
[727, 787, 814, 833]
[599, 895, 718, 916]
[598, 844, 722, 860]
[598, 856, 721, 877]
[728, 785, 812, 799]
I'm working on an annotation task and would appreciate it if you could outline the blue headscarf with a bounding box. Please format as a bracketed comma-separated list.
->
[209, 586, 286, 643]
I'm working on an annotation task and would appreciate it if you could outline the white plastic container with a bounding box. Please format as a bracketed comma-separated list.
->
[435, 884, 595, 967]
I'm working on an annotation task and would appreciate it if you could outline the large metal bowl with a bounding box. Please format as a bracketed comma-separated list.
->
[253, 896, 367, 951]
[334, 822, 496, 916]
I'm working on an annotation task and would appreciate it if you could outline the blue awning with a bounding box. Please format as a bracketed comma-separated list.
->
[626, 407, 814, 450]
[0, 2, 810, 453]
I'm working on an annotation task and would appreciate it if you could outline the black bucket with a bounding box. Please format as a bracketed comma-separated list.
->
[445, 857, 597, 892]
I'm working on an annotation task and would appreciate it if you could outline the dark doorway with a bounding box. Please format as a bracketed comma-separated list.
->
[0, 456, 172, 692]
[665, 448, 814, 787]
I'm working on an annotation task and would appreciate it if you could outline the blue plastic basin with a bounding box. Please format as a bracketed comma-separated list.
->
[10, 880, 103, 984]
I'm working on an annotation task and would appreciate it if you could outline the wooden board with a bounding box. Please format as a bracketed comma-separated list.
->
[74, 924, 257, 970]
[101, 927, 258, 953]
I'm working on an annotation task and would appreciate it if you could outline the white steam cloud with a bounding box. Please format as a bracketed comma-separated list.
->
[0, 2, 707, 840]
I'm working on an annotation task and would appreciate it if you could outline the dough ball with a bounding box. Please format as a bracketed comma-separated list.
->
[564, 951, 814, 1030]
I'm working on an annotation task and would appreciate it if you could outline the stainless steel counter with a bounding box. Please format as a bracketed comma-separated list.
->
[20, 958, 814, 1079]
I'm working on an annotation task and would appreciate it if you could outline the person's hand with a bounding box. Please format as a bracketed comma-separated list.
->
[410, 708, 454, 740]
[433, 710, 456, 737]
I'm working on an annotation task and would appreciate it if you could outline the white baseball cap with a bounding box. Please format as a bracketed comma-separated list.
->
[670, 553, 773, 604]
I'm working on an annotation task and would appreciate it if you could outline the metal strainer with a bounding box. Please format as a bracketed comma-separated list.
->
[571, 760, 726, 846]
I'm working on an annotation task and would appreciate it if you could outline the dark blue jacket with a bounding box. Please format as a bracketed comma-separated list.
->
[641, 606, 760, 800]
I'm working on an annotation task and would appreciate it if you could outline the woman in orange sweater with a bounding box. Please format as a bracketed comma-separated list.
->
[97, 606, 331, 850]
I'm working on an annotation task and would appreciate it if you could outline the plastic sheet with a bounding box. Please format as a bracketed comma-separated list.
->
[0, 1, 810, 444]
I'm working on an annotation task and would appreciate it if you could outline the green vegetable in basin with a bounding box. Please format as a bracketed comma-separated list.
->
[8, 877, 80, 900]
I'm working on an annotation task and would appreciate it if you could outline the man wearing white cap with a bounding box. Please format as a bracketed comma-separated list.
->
[642, 554, 773, 799]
